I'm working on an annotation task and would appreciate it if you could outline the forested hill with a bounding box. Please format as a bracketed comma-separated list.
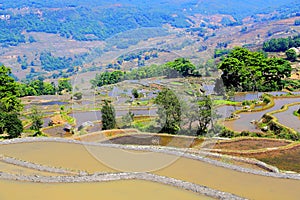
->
[3, 0, 299, 16]
[1, 0, 300, 46]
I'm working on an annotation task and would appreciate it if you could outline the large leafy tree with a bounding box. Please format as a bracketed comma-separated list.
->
[0, 65, 23, 138]
[182, 95, 214, 136]
[166, 58, 196, 77]
[219, 47, 291, 92]
[0, 65, 22, 112]
[101, 100, 116, 130]
[0, 113, 23, 138]
[196, 95, 213, 135]
[43, 82, 56, 95]
[154, 88, 181, 134]
[58, 78, 72, 93]
[286, 49, 297, 61]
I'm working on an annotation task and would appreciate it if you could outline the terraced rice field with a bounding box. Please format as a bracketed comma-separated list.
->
[224, 96, 300, 133]
[0, 180, 210, 200]
[212, 138, 291, 151]
[1, 139, 300, 199]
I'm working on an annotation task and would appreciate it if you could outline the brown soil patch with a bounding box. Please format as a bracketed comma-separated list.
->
[206, 140, 300, 173]
[102, 133, 204, 148]
[212, 138, 291, 151]
[50, 115, 66, 125]
[75, 129, 139, 142]
[251, 144, 300, 173]
[43, 125, 71, 138]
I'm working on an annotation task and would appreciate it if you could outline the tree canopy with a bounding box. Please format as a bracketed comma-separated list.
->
[263, 35, 300, 52]
[0, 65, 22, 112]
[286, 48, 297, 61]
[91, 71, 124, 87]
[101, 100, 116, 130]
[19, 79, 56, 97]
[154, 88, 181, 134]
[58, 78, 72, 93]
[0, 65, 23, 138]
[165, 58, 197, 77]
[90, 58, 199, 88]
[29, 106, 43, 134]
[218, 47, 291, 92]
[0, 112, 23, 138]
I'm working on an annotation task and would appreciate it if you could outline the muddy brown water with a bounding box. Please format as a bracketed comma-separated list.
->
[224, 97, 300, 132]
[0, 142, 300, 199]
[0, 161, 60, 176]
[69, 108, 157, 128]
[0, 180, 209, 200]
[273, 104, 300, 132]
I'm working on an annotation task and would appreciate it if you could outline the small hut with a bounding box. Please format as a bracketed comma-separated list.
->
[63, 123, 72, 132]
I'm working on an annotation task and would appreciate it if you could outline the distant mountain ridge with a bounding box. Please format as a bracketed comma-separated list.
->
[3, 0, 299, 16]
[1, 0, 299, 46]
[1, 0, 300, 81]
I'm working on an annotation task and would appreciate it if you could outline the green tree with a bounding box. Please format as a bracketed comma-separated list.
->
[154, 88, 181, 134]
[166, 58, 196, 77]
[29, 79, 44, 95]
[0, 65, 23, 112]
[101, 100, 116, 130]
[196, 95, 213, 135]
[131, 88, 139, 98]
[182, 96, 214, 136]
[19, 83, 37, 97]
[58, 78, 72, 93]
[219, 47, 291, 92]
[43, 82, 56, 95]
[286, 49, 297, 61]
[91, 71, 124, 87]
[122, 111, 134, 128]
[0, 113, 23, 138]
[29, 106, 43, 134]
[0, 66, 24, 138]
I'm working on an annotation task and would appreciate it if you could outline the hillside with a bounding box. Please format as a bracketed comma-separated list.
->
[0, 0, 300, 81]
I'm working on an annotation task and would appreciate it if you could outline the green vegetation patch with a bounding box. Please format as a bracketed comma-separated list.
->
[213, 99, 239, 106]
[219, 47, 291, 92]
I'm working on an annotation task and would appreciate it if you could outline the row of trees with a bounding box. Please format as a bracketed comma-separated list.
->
[218, 47, 292, 92]
[40, 52, 74, 71]
[263, 35, 300, 52]
[91, 71, 124, 88]
[19, 78, 72, 97]
[91, 58, 199, 88]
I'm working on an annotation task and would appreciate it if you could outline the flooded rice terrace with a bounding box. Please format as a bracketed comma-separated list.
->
[22, 82, 300, 135]
[223, 94, 300, 133]
[15, 82, 300, 199]
[1, 141, 300, 199]
[0, 180, 209, 200]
